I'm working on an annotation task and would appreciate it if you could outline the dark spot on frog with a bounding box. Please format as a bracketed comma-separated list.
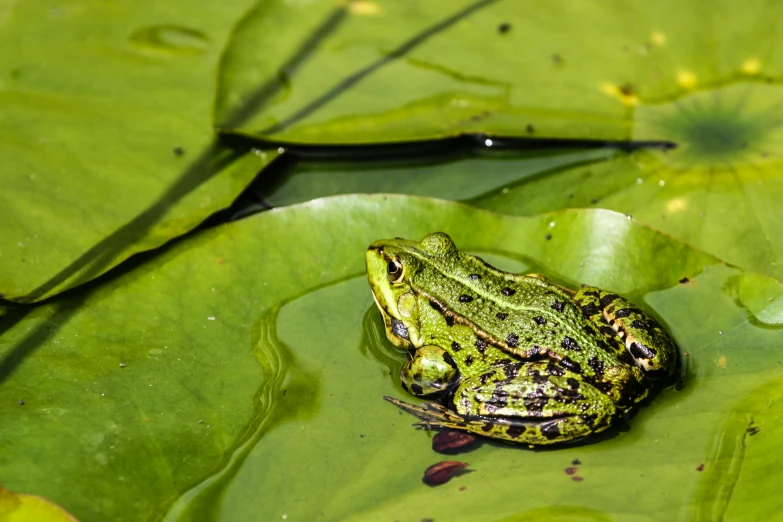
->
[442, 352, 458, 369]
[506, 425, 526, 438]
[497, 22, 511, 33]
[566, 377, 580, 389]
[599, 293, 620, 308]
[501, 287, 516, 296]
[551, 300, 565, 312]
[506, 332, 519, 347]
[540, 420, 561, 439]
[546, 363, 565, 376]
[679, 277, 690, 284]
[496, 312, 508, 320]
[481, 423, 493, 432]
[401, 381, 410, 393]
[429, 299, 445, 313]
[630, 342, 657, 359]
[587, 357, 605, 377]
[490, 385, 509, 408]
[459, 294, 473, 303]
[614, 308, 636, 319]
[531, 373, 549, 385]
[545, 234, 552, 240]
[414, 372, 423, 383]
[524, 391, 547, 412]
[561, 337, 580, 351]
[581, 302, 600, 316]
[411, 383, 424, 395]
[599, 325, 616, 338]
[593, 381, 613, 394]
[630, 319, 649, 331]
[596, 340, 613, 353]
[558, 356, 582, 373]
[479, 371, 494, 385]
[582, 290, 600, 298]
[533, 316, 546, 325]
[503, 362, 520, 379]
[451, 341, 461, 351]
[465, 355, 474, 366]
[475, 339, 488, 353]
[580, 414, 597, 428]
[445, 315, 455, 327]
[468, 273, 481, 280]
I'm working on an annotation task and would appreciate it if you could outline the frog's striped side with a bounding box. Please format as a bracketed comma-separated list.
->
[574, 287, 678, 379]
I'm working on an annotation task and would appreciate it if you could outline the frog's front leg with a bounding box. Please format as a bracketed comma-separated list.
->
[400, 345, 461, 397]
[575, 287, 678, 379]
[387, 362, 616, 445]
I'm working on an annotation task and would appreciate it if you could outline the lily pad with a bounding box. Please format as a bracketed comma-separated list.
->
[472, 84, 783, 280]
[216, 0, 781, 144]
[0, 0, 270, 302]
[2, 194, 782, 521]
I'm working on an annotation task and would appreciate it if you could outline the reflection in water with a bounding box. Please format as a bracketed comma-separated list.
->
[164, 305, 319, 521]
[359, 305, 407, 390]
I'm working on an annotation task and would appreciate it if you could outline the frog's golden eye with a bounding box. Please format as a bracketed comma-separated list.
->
[387, 258, 404, 283]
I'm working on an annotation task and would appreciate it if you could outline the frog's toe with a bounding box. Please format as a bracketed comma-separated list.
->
[383, 396, 479, 432]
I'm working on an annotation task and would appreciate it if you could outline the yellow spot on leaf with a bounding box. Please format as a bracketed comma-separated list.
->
[717, 355, 727, 368]
[347, 1, 380, 14]
[650, 32, 667, 46]
[677, 71, 697, 89]
[666, 198, 686, 213]
[741, 58, 761, 75]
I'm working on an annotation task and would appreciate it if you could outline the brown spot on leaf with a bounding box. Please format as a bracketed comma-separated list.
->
[423, 461, 469, 486]
[565, 467, 577, 475]
[432, 430, 479, 453]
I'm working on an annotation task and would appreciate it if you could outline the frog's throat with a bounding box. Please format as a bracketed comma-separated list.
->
[419, 289, 542, 360]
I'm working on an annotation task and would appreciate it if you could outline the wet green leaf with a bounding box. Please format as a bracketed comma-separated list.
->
[0, 0, 271, 302]
[216, 0, 781, 144]
[2, 195, 782, 521]
[0, 487, 77, 522]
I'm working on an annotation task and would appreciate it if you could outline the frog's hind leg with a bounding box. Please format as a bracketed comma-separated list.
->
[575, 286, 678, 379]
[387, 362, 617, 445]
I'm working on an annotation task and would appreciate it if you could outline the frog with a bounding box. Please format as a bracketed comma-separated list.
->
[366, 232, 678, 445]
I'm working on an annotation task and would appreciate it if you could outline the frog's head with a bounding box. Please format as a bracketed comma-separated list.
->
[366, 232, 458, 349]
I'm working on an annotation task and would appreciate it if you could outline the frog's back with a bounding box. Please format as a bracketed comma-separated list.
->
[413, 251, 599, 354]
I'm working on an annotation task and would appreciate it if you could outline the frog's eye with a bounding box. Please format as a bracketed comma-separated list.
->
[387, 258, 404, 283]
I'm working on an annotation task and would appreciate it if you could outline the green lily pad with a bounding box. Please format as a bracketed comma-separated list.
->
[216, 0, 781, 144]
[0, 0, 271, 302]
[471, 85, 783, 279]
[3, 194, 782, 521]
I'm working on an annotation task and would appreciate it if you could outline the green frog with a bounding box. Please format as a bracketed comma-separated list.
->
[366, 232, 678, 445]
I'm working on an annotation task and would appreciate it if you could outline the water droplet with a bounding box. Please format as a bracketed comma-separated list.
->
[636, 178, 643, 184]
[129, 25, 209, 54]
[659, 180, 665, 187]
[485, 138, 493, 147]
